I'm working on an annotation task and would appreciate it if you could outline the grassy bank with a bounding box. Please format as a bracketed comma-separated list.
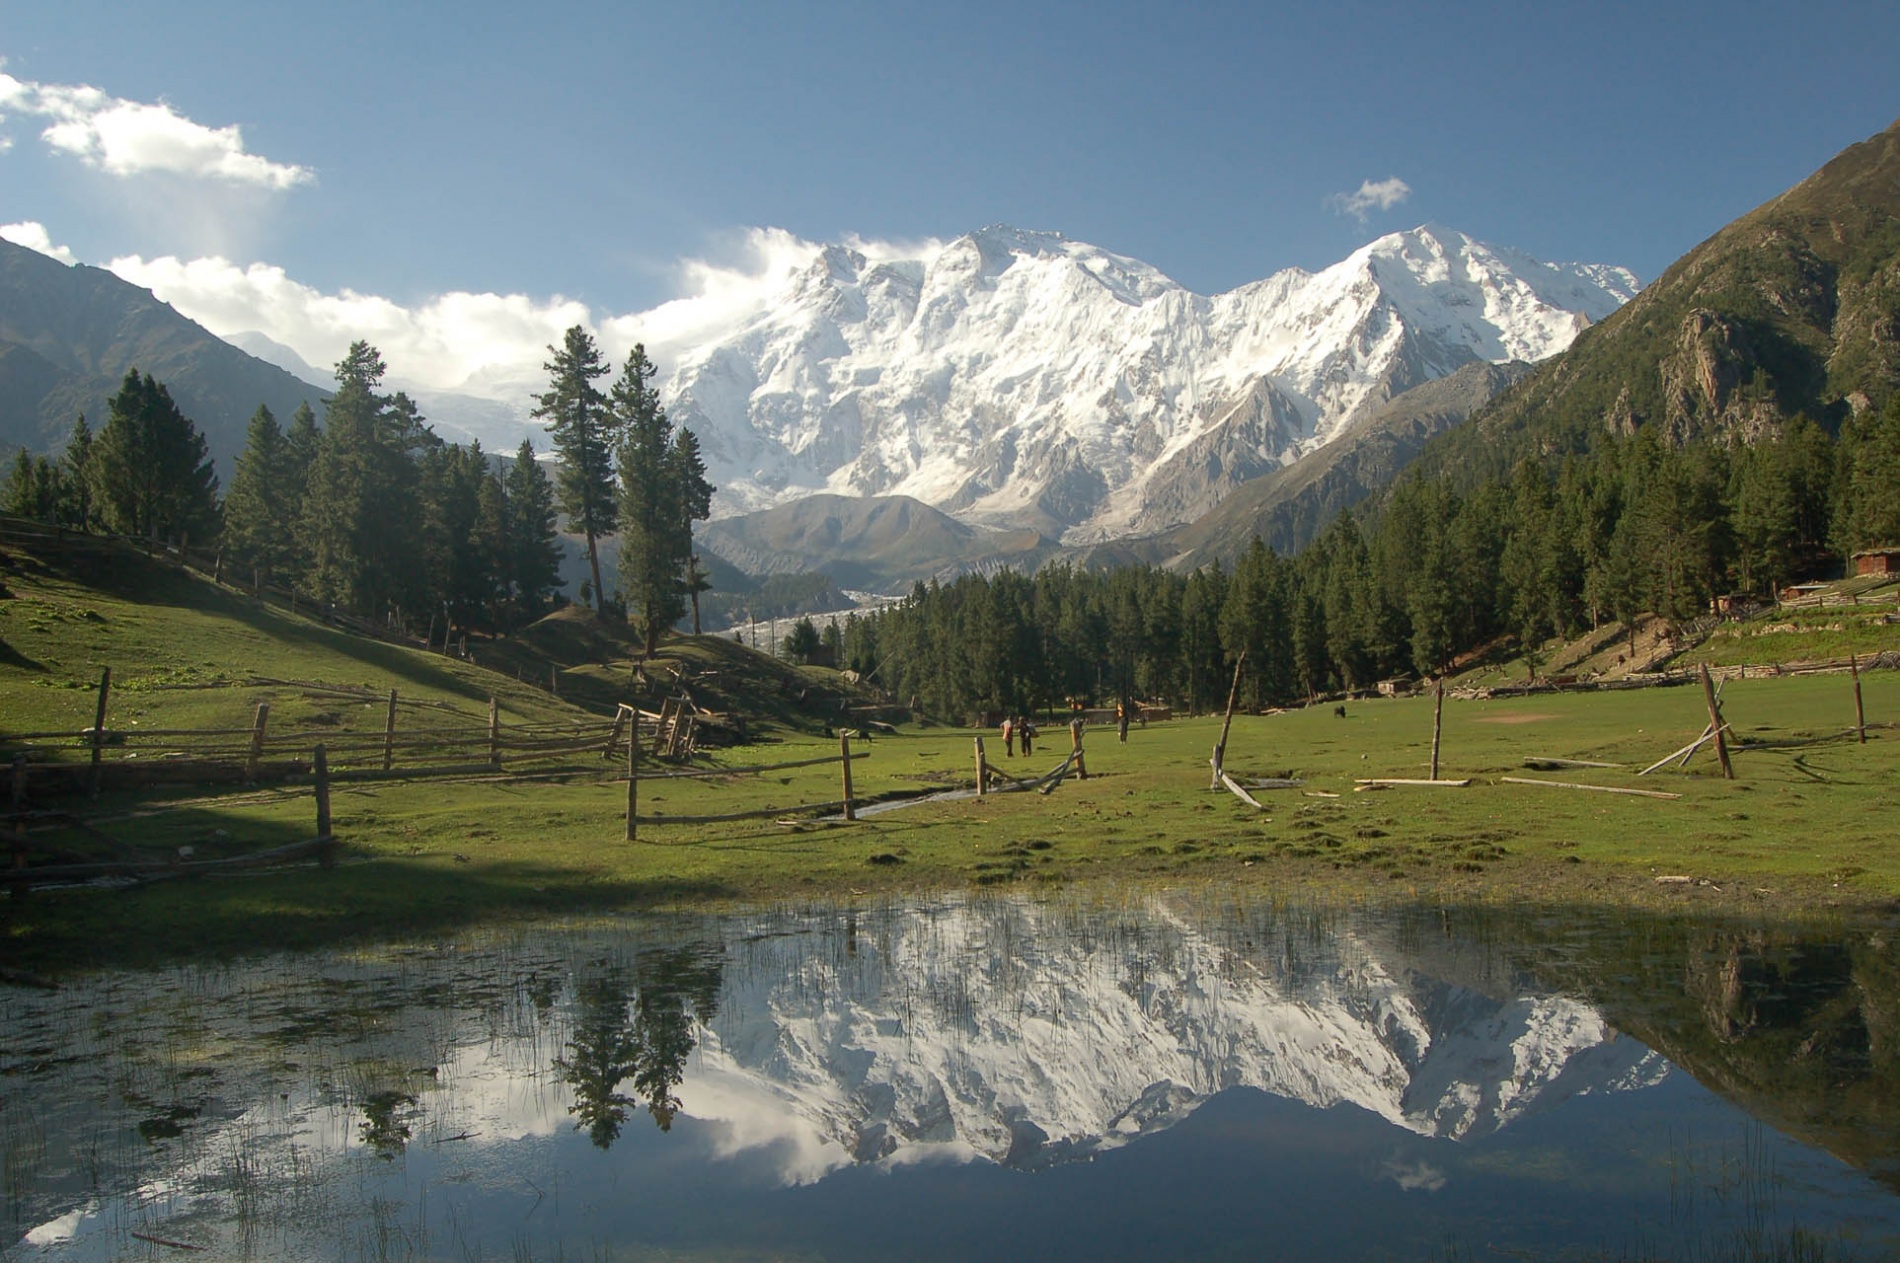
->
[7, 669, 1896, 971]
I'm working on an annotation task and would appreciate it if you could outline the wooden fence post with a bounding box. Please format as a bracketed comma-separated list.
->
[974, 735, 987, 797]
[625, 725, 638, 842]
[314, 744, 334, 868]
[8, 757, 24, 897]
[11, 753, 25, 815]
[488, 697, 502, 770]
[1852, 653, 1867, 744]
[247, 702, 270, 782]
[1070, 718, 1087, 779]
[381, 689, 399, 770]
[840, 731, 856, 821]
[1211, 651, 1246, 789]
[1699, 663, 1734, 779]
[88, 666, 111, 798]
[1430, 678, 1445, 781]
[550, 664, 559, 695]
[604, 705, 628, 760]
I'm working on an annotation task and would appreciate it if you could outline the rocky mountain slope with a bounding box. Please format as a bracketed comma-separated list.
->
[0, 240, 325, 470]
[666, 224, 1637, 543]
[1408, 115, 1900, 488]
[1133, 360, 1535, 567]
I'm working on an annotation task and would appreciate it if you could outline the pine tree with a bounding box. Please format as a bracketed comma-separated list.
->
[534, 326, 614, 612]
[506, 439, 563, 616]
[3, 449, 45, 518]
[222, 405, 296, 587]
[88, 370, 220, 543]
[612, 344, 714, 657]
[474, 468, 512, 629]
[1835, 394, 1900, 553]
[59, 415, 94, 529]
[300, 343, 426, 616]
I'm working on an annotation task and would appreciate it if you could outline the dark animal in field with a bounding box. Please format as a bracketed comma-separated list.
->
[1333, 705, 1347, 718]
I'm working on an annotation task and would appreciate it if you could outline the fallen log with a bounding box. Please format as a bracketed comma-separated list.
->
[1219, 770, 1267, 810]
[1638, 724, 1728, 776]
[1500, 776, 1681, 800]
[1523, 757, 1621, 770]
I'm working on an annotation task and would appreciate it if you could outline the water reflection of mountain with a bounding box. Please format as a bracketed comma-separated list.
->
[9, 892, 1900, 1258]
[697, 899, 1665, 1172]
[1448, 908, 1900, 1193]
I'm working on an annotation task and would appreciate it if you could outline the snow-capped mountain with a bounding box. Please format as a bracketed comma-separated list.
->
[665, 224, 1639, 542]
[685, 899, 1664, 1176]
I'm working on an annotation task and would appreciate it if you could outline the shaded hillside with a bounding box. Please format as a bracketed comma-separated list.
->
[1412, 116, 1900, 488]
[1145, 360, 1532, 567]
[0, 241, 326, 472]
[698, 493, 1051, 591]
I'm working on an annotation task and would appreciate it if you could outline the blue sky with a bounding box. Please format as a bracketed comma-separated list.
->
[2, 0, 1896, 392]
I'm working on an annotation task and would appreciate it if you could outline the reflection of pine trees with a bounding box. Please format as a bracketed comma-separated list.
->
[555, 968, 644, 1148]
[358, 1090, 417, 1160]
[554, 943, 724, 1147]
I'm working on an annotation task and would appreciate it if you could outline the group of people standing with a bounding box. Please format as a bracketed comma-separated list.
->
[998, 715, 1037, 757]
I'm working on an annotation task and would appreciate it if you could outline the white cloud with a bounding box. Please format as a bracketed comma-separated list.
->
[109, 253, 590, 397]
[0, 70, 310, 189]
[0, 219, 76, 264]
[107, 225, 930, 404]
[1328, 176, 1412, 224]
[601, 227, 823, 367]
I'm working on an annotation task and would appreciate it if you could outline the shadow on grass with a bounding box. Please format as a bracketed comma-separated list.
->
[4, 848, 738, 974]
[0, 635, 45, 671]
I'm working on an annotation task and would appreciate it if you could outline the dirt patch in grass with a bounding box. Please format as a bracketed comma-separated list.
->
[1472, 713, 1560, 725]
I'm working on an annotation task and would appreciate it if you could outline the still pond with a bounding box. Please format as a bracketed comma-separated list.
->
[4, 890, 1898, 1260]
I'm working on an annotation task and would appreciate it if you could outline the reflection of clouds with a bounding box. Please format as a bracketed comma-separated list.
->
[675, 1059, 852, 1185]
[24, 1206, 87, 1244]
[435, 1038, 569, 1142]
[1383, 1157, 1447, 1193]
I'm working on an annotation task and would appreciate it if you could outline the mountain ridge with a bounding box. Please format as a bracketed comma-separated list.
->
[664, 222, 1637, 542]
[1404, 116, 1900, 489]
[0, 241, 326, 470]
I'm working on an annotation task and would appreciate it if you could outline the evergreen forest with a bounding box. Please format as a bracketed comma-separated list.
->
[2, 329, 714, 649]
[6, 343, 1897, 717]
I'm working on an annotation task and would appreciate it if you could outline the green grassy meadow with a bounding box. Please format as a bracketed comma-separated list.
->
[4, 529, 1899, 972]
[7, 671, 1896, 970]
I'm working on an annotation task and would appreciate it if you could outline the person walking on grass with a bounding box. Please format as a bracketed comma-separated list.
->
[1001, 715, 1014, 758]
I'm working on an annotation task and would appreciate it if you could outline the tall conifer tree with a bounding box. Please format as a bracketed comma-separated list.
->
[88, 370, 219, 543]
[534, 326, 614, 611]
[223, 405, 297, 587]
[506, 439, 564, 616]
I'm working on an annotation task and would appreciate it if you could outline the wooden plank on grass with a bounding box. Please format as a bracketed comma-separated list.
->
[1523, 757, 1621, 770]
[1219, 770, 1267, 810]
[1500, 776, 1681, 800]
[1352, 778, 1471, 787]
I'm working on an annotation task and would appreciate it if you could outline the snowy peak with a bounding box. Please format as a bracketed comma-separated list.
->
[656, 223, 1638, 542]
